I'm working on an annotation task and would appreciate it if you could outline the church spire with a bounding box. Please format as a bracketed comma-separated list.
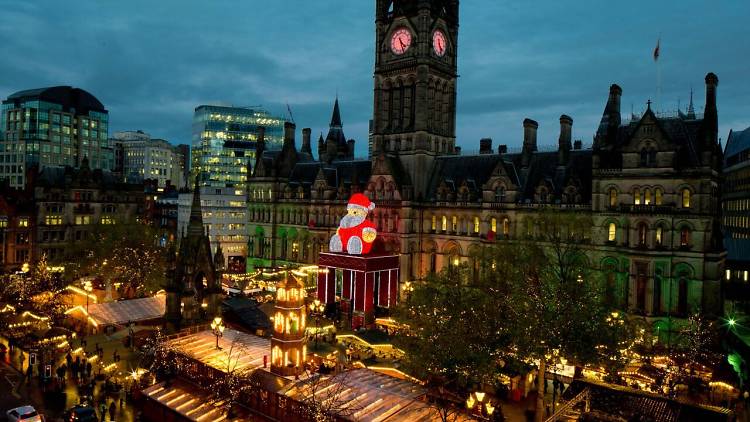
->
[330, 96, 343, 128]
[187, 177, 204, 237]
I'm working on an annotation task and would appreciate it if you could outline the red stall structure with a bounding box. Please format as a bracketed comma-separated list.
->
[317, 252, 399, 330]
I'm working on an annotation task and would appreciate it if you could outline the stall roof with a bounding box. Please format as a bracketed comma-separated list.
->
[165, 327, 271, 373]
[87, 295, 165, 325]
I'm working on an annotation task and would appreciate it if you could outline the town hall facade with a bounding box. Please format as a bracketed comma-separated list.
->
[244, 0, 725, 327]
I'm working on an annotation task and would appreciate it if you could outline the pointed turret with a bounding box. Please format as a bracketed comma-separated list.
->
[213, 243, 225, 272]
[594, 84, 622, 149]
[330, 96, 343, 128]
[686, 89, 696, 119]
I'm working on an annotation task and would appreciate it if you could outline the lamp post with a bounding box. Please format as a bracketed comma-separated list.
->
[309, 299, 325, 349]
[84, 281, 93, 315]
[211, 316, 225, 350]
[466, 391, 497, 420]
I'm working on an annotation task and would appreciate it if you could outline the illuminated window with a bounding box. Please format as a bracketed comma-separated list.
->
[745, 271, 749, 282]
[441, 216, 447, 231]
[655, 226, 663, 246]
[502, 218, 510, 236]
[609, 188, 618, 207]
[633, 188, 641, 205]
[100, 216, 114, 225]
[644, 189, 652, 205]
[18, 218, 29, 227]
[682, 189, 691, 208]
[655, 188, 663, 205]
[75, 216, 91, 225]
[431, 215, 437, 231]
[45, 215, 63, 226]
[451, 216, 457, 232]
[608, 223, 616, 242]
[726, 270, 731, 280]
[491, 218, 497, 233]
[0, 218, 7, 228]
[473, 217, 480, 233]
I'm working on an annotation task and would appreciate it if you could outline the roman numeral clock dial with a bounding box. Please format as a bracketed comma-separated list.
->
[390, 28, 412, 55]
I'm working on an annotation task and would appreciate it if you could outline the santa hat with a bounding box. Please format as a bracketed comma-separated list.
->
[348, 193, 375, 212]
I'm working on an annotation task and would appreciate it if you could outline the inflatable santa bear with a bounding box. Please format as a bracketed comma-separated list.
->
[329, 193, 377, 255]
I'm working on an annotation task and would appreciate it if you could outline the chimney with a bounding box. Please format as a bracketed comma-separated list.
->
[455, 146, 461, 155]
[498, 144, 508, 154]
[558, 115, 573, 165]
[522, 118, 538, 167]
[347, 139, 355, 159]
[480, 138, 493, 154]
[574, 140, 583, 150]
[301, 128, 312, 154]
[283, 122, 296, 149]
[704, 72, 719, 146]
[595, 84, 622, 148]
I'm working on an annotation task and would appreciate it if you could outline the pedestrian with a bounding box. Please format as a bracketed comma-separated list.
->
[66, 352, 72, 368]
[119, 387, 126, 408]
[99, 401, 107, 421]
[86, 361, 92, 379]
[26, 364, 32, 380]
[109, 400, 116, 421]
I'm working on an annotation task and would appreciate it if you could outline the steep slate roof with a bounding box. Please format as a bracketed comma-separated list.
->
[325, 97, 347, 147]
[287, 160, 371, 193]
[425, 149, 592, 204]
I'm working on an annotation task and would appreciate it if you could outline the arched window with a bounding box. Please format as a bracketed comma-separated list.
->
[451, 215, 458, 232]
[655, 188, 663, 205]
[655, 226, 663, 246]
[644, 188, 652, 205]
[473, 217, 480, 234]
[431, 215, 437, 231]
[633, 188, 641, 205]
[682, 189, 691, 208]
[491, 218, 497, 233]
[680, 227, 691, 247]
[441, 215, 447, 231]
[608, 223, 617, 242]
[609, 188, 618, 207]
[502, 218, 510, 237]
[640, 149, 649, 167]
[637, 223, 648, 246]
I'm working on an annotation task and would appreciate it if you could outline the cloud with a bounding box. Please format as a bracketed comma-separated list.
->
[0, 0, 747, 158]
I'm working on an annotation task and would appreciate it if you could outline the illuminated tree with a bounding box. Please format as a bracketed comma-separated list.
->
[64, 218, 166, 297]
[0, 255, 66, 322]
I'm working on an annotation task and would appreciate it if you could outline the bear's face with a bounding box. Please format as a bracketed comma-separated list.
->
[340, 207, 367, 228]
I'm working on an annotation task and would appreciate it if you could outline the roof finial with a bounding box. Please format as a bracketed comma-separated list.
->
[646, 99, 652, 110]
[687, 87, 696, 119]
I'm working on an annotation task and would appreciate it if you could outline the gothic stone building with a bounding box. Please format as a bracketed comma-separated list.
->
[245, 0, 725, 326]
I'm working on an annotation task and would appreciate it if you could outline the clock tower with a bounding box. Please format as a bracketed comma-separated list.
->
[372, 0, 459, 200]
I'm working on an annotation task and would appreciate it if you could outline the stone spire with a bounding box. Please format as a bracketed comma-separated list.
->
[187, 177, 204, 237]
[686, 88, 696, 119]
[330, 96, 343, 128]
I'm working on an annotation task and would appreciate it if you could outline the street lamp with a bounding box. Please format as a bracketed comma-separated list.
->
[84, 281, 93, 315]
[211, 316, 225, 350]
[466, 391, 496, 420]
[309, 299, 325, 349]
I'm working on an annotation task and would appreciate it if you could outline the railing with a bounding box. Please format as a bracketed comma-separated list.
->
[545, 387, 590, 422]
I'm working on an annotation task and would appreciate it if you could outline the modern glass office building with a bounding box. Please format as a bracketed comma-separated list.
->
[191, 105, 285, 188]
[0, 86, 113, 188]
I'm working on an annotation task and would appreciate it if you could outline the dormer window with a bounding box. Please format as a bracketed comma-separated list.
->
[494, 186, 506, 202]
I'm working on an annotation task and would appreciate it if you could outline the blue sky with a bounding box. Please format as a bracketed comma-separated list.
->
[0, 0, 748, 158]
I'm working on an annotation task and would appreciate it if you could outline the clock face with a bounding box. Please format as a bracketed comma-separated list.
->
[390, 28, 412, 55]
[433, 30, 447, 57]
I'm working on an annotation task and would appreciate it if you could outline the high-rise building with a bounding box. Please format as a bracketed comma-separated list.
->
[113, 130, 185, 188]
[177, 186, 247, 272]
[176, 144, 191, 189]
[723, 126, 750, 315]
[191, 105, 285, 188]
[0, 86, 113, 188]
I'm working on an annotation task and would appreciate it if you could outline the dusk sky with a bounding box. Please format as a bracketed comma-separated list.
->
[1, 0, 748, 158]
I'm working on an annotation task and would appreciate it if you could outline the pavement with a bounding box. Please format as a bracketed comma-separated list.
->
[1, 329, 144, 422]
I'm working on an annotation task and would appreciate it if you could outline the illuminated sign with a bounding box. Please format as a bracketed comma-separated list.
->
[329, 193, 377, 255]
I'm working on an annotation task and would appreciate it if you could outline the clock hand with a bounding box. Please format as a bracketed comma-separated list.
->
[399, 38, 405, 50]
